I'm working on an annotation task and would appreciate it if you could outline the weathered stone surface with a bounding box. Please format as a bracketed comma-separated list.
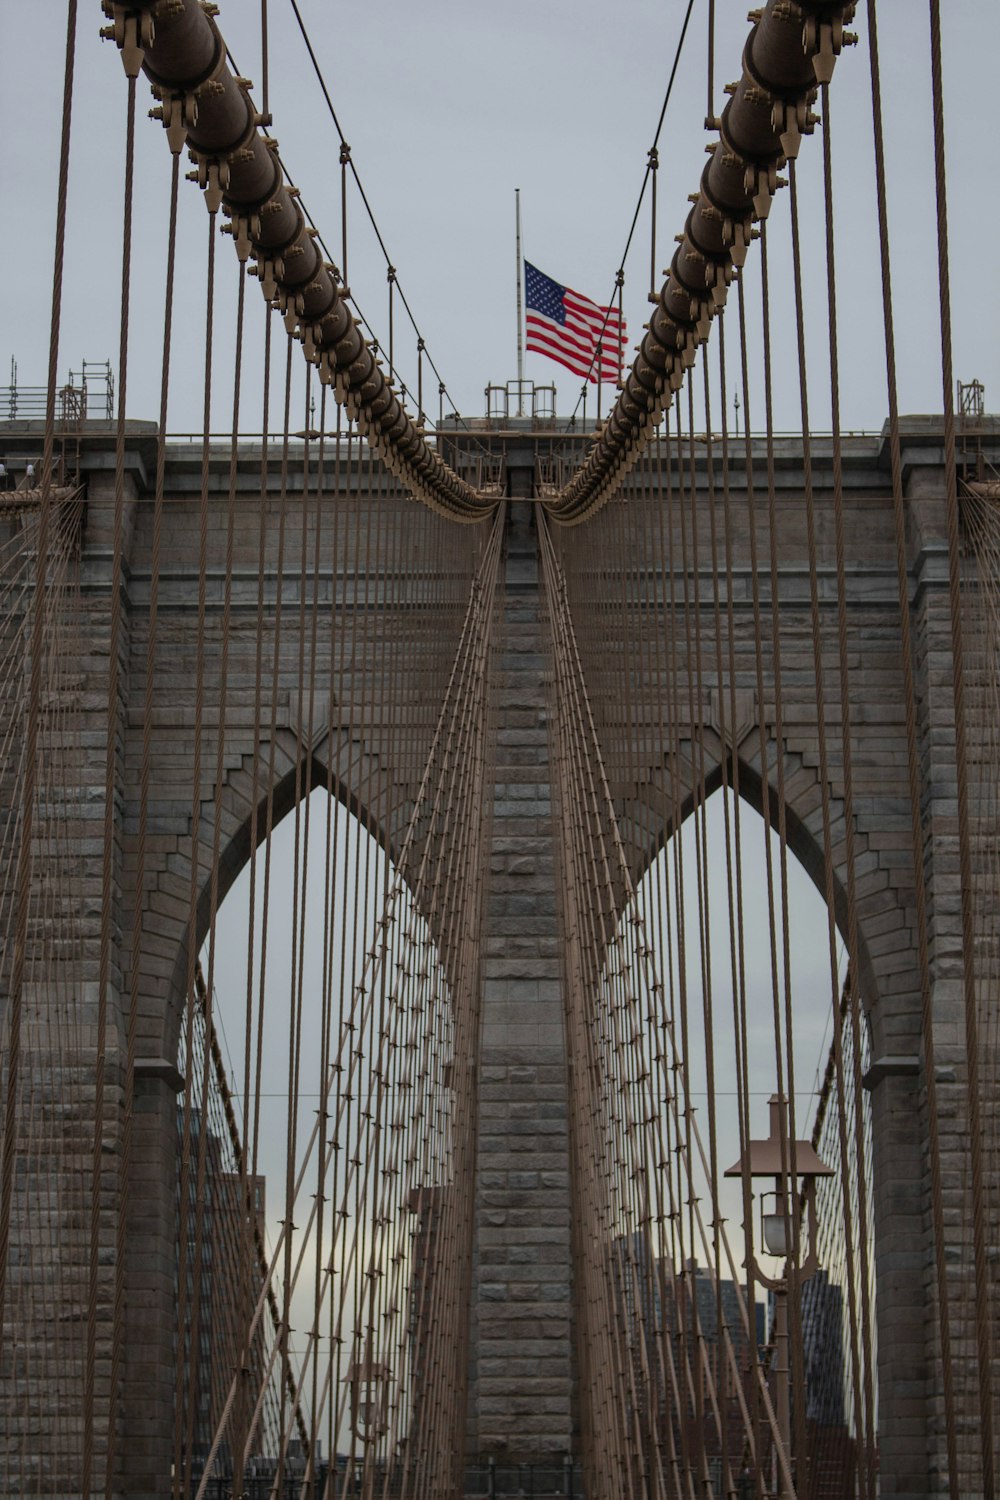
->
[4, 418, 1000, 1496]
[467, 502, 575, 1462]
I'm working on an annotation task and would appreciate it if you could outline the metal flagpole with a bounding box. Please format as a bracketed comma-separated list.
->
[515, 188, 525, 417]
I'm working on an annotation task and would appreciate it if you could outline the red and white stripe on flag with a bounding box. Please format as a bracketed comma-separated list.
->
[524, 262, 628, 384]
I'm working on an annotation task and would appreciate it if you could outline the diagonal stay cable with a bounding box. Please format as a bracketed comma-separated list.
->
[280, 0, 483, 439]
[551, 0, 857, 523]
[219, 32, 493, 461]
[104, 0, 489, 518]
[564, 0, 696, 427]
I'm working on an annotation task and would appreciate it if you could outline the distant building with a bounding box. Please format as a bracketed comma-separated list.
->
[611, 1231, 664, 1347]
[670, 1261, 766, 1480]
[175, 1107, 268, 1475]
[798, 1270, 856, 1497]
[405, 1184, 448, 1462]
[175, 1107, 226, 1466]
[800, 1268, 846, 1427]
[609, 1244, 766, 1482]
[687, 1260, 766, 1358]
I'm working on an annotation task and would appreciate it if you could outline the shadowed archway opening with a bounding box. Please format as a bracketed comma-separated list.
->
[604, 780, 877, 1486]
[171, 778, 458, 1487]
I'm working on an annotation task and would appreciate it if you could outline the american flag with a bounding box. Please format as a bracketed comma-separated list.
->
[524, 261, 627, 384]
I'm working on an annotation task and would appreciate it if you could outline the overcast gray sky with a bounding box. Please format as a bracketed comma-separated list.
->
[3, 1, 997, 432]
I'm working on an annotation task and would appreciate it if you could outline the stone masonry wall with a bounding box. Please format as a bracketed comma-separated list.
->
[3, 418, 1000, 1495]
[466, 502, 575, 1462]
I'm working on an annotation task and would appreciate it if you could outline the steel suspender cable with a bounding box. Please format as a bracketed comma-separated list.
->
[550, 0, 858, 523]
[100, 0, 492, 521]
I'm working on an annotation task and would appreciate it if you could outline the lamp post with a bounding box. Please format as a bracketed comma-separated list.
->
[725, 1094, 832, 1500]
[344, 1350, 393, 1500]
[345, 1351, 392, 1445]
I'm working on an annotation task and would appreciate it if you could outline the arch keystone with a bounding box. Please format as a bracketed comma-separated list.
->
[708, 685, 757, 749]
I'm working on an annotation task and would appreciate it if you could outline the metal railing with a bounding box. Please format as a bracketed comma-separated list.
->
[189, 1460, 586, 1499]
[3, 360, 114, 423]
[484, 381, 558, 429]
[464, 1459, 583, 1498]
